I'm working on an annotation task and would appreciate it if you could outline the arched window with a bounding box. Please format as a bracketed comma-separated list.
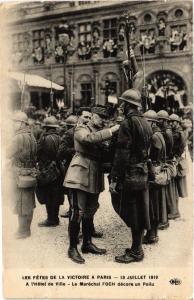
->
[145, 70, 187, 114]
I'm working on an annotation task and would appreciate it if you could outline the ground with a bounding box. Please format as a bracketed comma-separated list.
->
[4, 155, 192, 270]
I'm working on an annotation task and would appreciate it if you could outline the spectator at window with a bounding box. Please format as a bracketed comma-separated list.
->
[45, 34, 53, 59]
[103, 39, 117, 58]
[55, 42, 64, 63]
[118, 24, 125, 42]
[158, 18, 166, 36]
[169, 29, 182, 51]
[32, 41, 44, 64]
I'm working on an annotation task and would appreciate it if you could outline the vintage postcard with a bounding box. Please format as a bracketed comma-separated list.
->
[0, 0, 193, 299]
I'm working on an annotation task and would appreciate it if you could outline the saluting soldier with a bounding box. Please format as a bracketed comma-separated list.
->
[7, 111, 37, 239]
[64, 106, 119, 264]
[143, 110, 166, 244]
[110, 89, 153, 263]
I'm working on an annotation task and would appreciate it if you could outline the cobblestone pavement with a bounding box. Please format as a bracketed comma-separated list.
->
[4, 156, 192, 270]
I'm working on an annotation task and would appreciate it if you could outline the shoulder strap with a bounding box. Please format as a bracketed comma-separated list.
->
[131, 116, 150, 158]
[154, 131, 166, 162]
[49, 135, 59, 153]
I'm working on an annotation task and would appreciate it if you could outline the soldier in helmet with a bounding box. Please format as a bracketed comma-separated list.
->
[64, 106, 119, 264]
[36, 116, 64, 227]
[110, 89, 153, 263]
[157, 110, 174, 229]
[143, 110, 166, 244]
[169, 114, 187, 211]
[58, 115, 79, 218]
[7, 111, 37, 239]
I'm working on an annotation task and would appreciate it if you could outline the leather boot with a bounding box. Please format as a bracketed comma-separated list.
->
[91, 217, 103, 238]
[158, 222, 169, 230]
[68, 220, 85, 264]
[143, 225, 159, 244]
[115, 229, 144, 263]
[15, 215, 31, 239]
[81, 218, 106, 255]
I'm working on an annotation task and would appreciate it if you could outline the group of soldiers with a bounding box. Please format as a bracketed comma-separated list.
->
[8, 87, 190, 265]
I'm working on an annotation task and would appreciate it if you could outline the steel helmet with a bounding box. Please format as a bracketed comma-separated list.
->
[157, 110, 169, 120]
[119, 88, 142, 108]
[169, 114, 180, 122]
[12, 111, 28, 124]
[65, 115, 78, 126]
[43, 116, 59, 128]
[143, 110, 158, 122]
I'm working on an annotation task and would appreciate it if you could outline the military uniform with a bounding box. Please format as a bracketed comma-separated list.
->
[36, 117, 64, 226]
[111, 108, 152, 263]
[143, 110, 167, 243]
[8, 112, 37, 238]
[172, 123, 187, 200]
[64, 115, 113, 264]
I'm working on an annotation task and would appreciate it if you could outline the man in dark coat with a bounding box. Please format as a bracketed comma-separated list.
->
[36, 116, 64, 227]
[110, 89, 153, 263]
[58, 115, 78, 218]
[64, 106, 120, 264]
[143, 110, 166, 244]
[7, 111, 37, 239]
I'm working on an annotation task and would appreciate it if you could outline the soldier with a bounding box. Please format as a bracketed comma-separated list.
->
[7, 111, 37, 239]
[170, 114, 187, 209]
[157, 110, 174, 228]
[64, 106, 119, 264]
[58, 115, 78, 218]
[110, 89, 153, 263]
[36, 116, 64, 227]
[143, 110, 166, 244]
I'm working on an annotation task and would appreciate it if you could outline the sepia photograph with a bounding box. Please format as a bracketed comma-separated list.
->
[0, 0, 193, 299]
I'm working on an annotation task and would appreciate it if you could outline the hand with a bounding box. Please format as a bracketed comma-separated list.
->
[110, 124, 120, 134]
[109, 181, 118, 194]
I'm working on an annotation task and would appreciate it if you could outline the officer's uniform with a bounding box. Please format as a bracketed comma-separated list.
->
[64, 108, 113, 264]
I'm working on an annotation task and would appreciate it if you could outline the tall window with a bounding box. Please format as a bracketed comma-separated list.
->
[80, 82, 92, 106]
[103, 18, 117, 40]
[78, 23, 92, 42]
[103, 18, 118, 58]
[78, 23, 92, 60]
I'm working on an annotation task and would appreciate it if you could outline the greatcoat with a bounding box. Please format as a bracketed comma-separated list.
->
[7, 127, 37, 215]
[111, 111, 153, 230]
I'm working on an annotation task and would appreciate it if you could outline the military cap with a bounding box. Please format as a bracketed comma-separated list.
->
[143, 110, 158, 122]
[12, 111, 28, 124]
[157, 110, 169, 120]
[91, 106, 109, 118]
[119, 88, 142, 108]
[169, 114, 180, 122]
[43, 116, 59, 128]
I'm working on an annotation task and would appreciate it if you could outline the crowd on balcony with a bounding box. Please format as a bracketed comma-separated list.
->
[11, 14, 191, 66]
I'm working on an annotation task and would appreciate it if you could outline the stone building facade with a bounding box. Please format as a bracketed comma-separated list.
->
[8, 0, 192, 111]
